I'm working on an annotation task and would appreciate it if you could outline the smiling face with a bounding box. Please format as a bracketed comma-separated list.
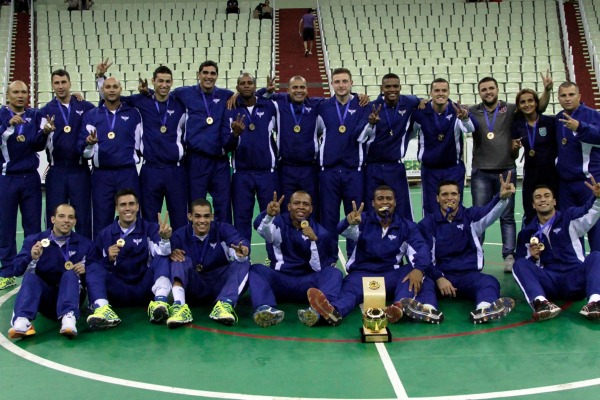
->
[288, 77, 308, 103]
[381, 77, 401, 105]
[197, 66, 218, 92]
[152, 72, 173, 99]
[51, 204, 77, 236]
[437, 184, 461, 213]
[373, 189, 396, 217]
[188, 205, 213, 236]
[116, 194, 139, 226]
[532, 187, 557, 216]
[102, 77, 122, 103]
[430, 81, 450, 108]
[332, 72, 352, 99]
[517, 91, 538, 117]
[288, 192, 313, 222]
[478, 80, 499, 108]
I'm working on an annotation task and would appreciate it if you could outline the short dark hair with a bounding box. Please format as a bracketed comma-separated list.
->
[199, 60, 219, 74]
[332, 67, 352, 80]
[374, 185, 395, 198]
[190, 198, 213, 213]
[437, 180, 459, 194]
[290, 190, 312, 204]
[381, 73, 400, 84]
[152, 65, 173, 80]
[237, 72, 255, 85]
[53, 203, 76, 217]
[532, 184, 555, 201]
[430, 77, 449, 91]
[115, 188, 138, 205]
[558, 81, 579, 91]
[51, 69, 71, 82]
[478, 77, 498, 91]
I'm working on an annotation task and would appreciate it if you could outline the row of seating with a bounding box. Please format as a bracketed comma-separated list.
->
[37, 0, 250, 11]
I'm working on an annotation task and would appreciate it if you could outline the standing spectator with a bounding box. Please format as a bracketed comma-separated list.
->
[299, 9, 316, 57]
[226, 0, 239, 14]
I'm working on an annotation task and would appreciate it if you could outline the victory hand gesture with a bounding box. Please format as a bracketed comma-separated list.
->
[267, 191, 284, 216]
[347, 201, 364, 225]
[499, 171, 516, 200]
[158, 211, 172, 240]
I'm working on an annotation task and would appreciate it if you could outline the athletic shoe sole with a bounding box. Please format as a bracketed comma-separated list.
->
[60, 327, 78, 338]
[150, 305, 169, 324]
[297, 308, 319, 327]
[580, 307, 600, 321]
[253, 309, 284, 327]
[385, 302, 404, 324]
[87, 316, 121, 330]
[307, 288, 342, 326]
[400, 298, 444, 324]
[533, 306, 561, 322]
[8, 326, 36, 339]
[470, 297, 515, 324]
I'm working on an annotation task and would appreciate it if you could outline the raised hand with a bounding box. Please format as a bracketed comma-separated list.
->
[301, 224, 318, 241]
[86, 128, 98, 145]
[584, 174, 600, 198]
[499, 171, 516, 199]
[43, 115, 55, 134]
[266, 75, 277, 94]
[95, 57, 112, 77]
[9, 113, 25, 126]
[158, 211, 172, 240]
[541, 69, 553, 91]
[358, 93, 370, 107]
[230, 241, 249, 258]
[231, 113, 246, 137]
[72, 92, 85, 101]
[266, 191, 284, 216]
[138, 77, 149, 95]
[31, 241, 43, 260]
[368, 104, 382, 125]
[452, 102, 469, 120]
[558, 113, 579, 132]
[347, 201, 364, 225]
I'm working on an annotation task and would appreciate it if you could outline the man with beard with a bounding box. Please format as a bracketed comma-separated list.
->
[417, 175, 516, 324]
[513, 181, 600, 322]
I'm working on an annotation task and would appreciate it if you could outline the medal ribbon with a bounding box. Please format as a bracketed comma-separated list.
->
[288, 99, 305, 127]
[534, 214, 556, 243]
[433, 103, 452, 136]
[199, 87, 214, 119]
[57, 101, 71, 129]
[483, 104, 499, 134]
[192, 228, 211, 267]
[154, 97, 170, 127]
[241, 103, 258, 127]
[103, 106, 118, 133]
[49, 232, 71, 263]
[7, 108, 25, 134]
[383, 98, 401, 134]
[335, 98, 351, 128]
[119, 223, 136, 241]
[525, 119, 538, 153]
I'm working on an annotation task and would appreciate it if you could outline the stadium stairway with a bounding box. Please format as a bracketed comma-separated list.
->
[563, 1, 599, 108]
[10, 12, 31, 88]
[275, 8, 328, 97]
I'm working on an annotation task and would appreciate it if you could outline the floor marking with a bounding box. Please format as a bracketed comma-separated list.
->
[376, 343, 409, 400]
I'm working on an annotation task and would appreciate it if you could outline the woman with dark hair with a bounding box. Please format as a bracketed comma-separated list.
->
[511, 88, 558, 224]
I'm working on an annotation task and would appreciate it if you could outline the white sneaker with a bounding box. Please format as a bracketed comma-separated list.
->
[60, 311, 78, 338]
[8, 317, 35, 339]
[504, 254, 515, 273]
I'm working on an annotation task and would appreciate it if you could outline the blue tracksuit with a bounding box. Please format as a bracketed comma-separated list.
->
[513, 196, 600, 305]
[413, 100, 474, 216]
[39, 97, 95, 238]
[364, 94, 421, 220]
[250, 211, 341, 308]
[0, 106, 45, 267]
[85, 218, 171, 306]
[418, 195, 509, 305]
[2, 229, 95, 320]
[222, 97, 278, 243]
[317, 96, 373, 258]
[555, 104, 600, 250]
[170, 221, 250, 305]
[80, 102, 142, 238]
[173, 85, 234, 224]
[122, 93, 188, 231]
[331, 211, 437, 317]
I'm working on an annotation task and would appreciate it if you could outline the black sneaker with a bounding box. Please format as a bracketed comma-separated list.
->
[400, 298, 444, 324]
[580, 301, 600, 321]
[532, 299, 561, 321]
[469, 297, 515, 324]
[307, 288, 342, 326]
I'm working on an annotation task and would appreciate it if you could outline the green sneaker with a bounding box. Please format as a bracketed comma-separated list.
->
[87, 304, 121, 330]
[0, 277, 16, 290]
[209, 300, 238, 325]
[147, 300, 170, 323]
[167, 303, 193, 329]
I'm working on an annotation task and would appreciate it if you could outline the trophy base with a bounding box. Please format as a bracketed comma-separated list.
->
[360, 327, 392, 343]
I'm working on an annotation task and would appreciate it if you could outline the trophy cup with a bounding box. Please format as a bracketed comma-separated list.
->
[360, 277, 392, 343]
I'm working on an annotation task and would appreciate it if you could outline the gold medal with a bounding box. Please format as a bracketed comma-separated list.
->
[64, 125, 71, 133]
[206, 117, 214, 125]
[293, 125, 301, 133]
[64, 261, 74, 270]
[160, 126, 167, 133]
[116, 238, 125, 247]
[249, 123, 256, 131]
[196, 264, 203, 272]
[108, 132, 115, 139]
[487, 132, 494, 140]
[339, 125, 346, 133]
[562, 138, 567, 145]
[529, 237, 539, 245]
[529, 150, 535, 157]
[437, 134, 444, 141]
[16, 135, 26, 143]
[41, 238, 50, 247]
[300, 220, 309, 228]
[538, 243, 545, 251]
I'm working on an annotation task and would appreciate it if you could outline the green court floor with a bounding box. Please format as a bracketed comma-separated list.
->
[1, 186, 599, 400]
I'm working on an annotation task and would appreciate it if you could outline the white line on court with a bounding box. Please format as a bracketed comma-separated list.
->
[375, 343, 409, 400]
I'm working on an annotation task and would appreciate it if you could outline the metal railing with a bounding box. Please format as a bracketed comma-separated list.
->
[558, 0, 576, 82]
[29, 0, 34, 106]
[1, 0, 15, 104]
[316, 0, 332, 94]
[579, 0, 600, 91]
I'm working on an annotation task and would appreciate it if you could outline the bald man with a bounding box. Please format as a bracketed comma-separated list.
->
[79, 77, 142, 237]
[0, 81, 46, 289]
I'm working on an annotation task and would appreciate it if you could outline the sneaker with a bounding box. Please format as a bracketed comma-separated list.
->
[253, 305, 285, 327]
[307, 288, 342, 326]
[400, 298, 444, 324]
[147, 300, 170, 323]
[580, 301, 600, 321]
[87, 304, 121, 329]
[297, 307, 319, 327]
[504, 254, 515, 273]
[60, 311, 78, 338]
[469, 297, 515, 324]
[8, 317, 36, 339]
[209, 300, 238, 325]
[385, 301, 404, 324]
[304, 50, 308, 57]
[532, 299, 561, 321]
[167, 303, 193, 328]
[0, 276, 16, 290]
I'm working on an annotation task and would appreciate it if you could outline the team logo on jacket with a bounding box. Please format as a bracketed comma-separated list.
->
[76, 110, 84, 115]
[388, 235, 397, 240]
[133, 239, 142, 245]
[446, 115, 452, 120]
[399, 110, 406, 116]
[210, 243, 217, 249]
[301, 235, 309, 241]
[457, 224, 464, 230]
[121, 116, 129, 121]
[539, 127, 547, 137]
[256, 111, 264, 118]
[69, 251, 77, 257]
[305, 107, 312, 113]
[348, 109, 356, 115]
[167, 110, 174, 116]
[213, 99, 221, 104]
[25, 117, 31, 123]
[553, 228, 561, 234]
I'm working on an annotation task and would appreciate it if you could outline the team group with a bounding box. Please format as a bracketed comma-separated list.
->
[1, 58, 600, 339]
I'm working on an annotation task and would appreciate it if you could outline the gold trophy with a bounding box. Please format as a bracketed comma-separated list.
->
[360, 277, 392, 343]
